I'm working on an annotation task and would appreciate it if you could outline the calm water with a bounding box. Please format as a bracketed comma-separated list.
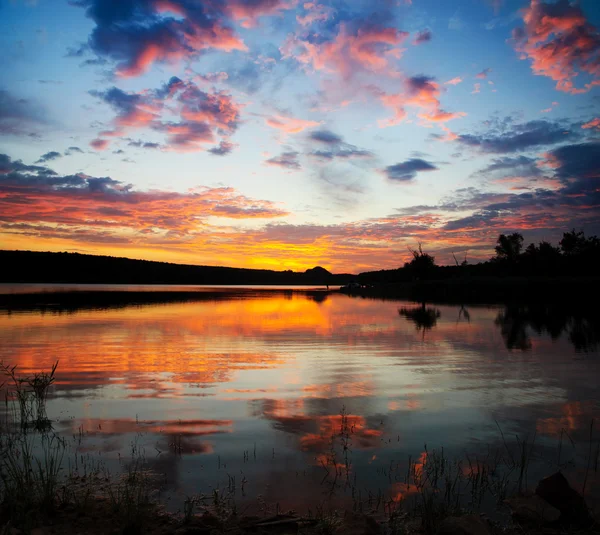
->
[0, 286, 599, 513]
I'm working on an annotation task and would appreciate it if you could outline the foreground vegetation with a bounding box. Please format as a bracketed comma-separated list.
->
[1, 363, 599, 534]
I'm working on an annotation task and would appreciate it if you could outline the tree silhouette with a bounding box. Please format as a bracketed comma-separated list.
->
[404, 243, 436, 279]
[494, 233, 524, 262]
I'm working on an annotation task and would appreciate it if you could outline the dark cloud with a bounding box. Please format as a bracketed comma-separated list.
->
[35, 151, 62, 163]
[476, 155, 543, 178]
[549, 142, 600, 194]
[72, 0, 293, 77]
[90, 87, 143, 117]
[65, 146, 84, 156]
[208, 140, 235, 156]
[308, 130, 373, 161]
[309, 130, 343, 144]
[384, 158, 438, 182]
[266, 151, 301, 170]
[457, 119, 578, 153]
[127, 139, 161, 149]
[414, 29, 432, 44]
[396, 142, 600, 234]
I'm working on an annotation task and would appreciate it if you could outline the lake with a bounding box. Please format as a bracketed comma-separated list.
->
[0, 285, 598, 516]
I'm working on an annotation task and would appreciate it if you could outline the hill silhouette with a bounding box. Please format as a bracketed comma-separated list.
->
[0, 250, 352, 285]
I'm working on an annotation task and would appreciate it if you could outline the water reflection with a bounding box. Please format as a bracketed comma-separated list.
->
[494, 304, 600, 352]
[398, 304, 441, 337]
[0, 291, 599, 511]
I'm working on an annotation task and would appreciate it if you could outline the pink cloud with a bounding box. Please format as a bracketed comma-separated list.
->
[281, 23, 408, 79]
[540, 101, 559, 113]
[379, 76, 466, 127]
[471, 83, 481, 94]
[265, 115, 321, 133]
[90, 138, 110, 151]
[444, 77, 463, 85]
[90, 79, 241, 154]
[475, 68, 491, 79]
[227, 0, 297, 28]
[296, 2, 333, 26]
[513, 0, 600, 94]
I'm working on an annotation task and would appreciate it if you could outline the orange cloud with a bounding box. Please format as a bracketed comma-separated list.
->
[418, 110, 467, 123]
[513, 0, 600, 94]
[582, 117, 600, 130]
[265, 115, 321, 133]
[380, 76, 466, 127]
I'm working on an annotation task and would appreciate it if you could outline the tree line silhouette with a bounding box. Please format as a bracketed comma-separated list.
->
[360, 229, 600, 283]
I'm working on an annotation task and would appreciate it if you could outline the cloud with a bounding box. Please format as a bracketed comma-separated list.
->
[544, 141, 600, 194]
[88, 77, 241, 153]
[266, 115, 321, 134]
[89, 86, 160, 134]
[90, 138, 110, 150]
[280, 22, 409, 79]
[541, 101, 559, 113]
[266, 151, 301, 170]
[308, 130, 373, 161]
[384, 158, 438, 182]
[296, 3, 334, 27]
[413, 29, 432, 45]
[444, 77, 462, 86]
[0, 89, 47, 137]
[475, 68, 491, 79]
[417, 110, 466, 123]
[74, 0, 254, 77]
[35, 151, 62, 163]
[582, 118, 600, 130]
[308, 130, 343, 144]
[471, 83, 481, 94]
[476, 155, 543, 179]
[457, 119, 578, 153]
[0, 152, 289, 241]
[208, 140, 236, 156]
[379, 75, 466, 127]
[65, 146, 84, 155]
[512, 0, 600, 94]
[127, 139, 161, 149]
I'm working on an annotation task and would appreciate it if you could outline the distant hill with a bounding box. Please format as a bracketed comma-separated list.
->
[0, 250, 355, 285]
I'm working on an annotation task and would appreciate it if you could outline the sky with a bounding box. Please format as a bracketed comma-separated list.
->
[1, 0, 599, 272]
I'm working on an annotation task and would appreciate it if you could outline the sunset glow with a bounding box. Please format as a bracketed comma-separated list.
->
[1, 0, 599, 269]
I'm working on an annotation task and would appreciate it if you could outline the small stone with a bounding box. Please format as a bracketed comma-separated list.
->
[505, 494, 561, 524]
[438, 515, 491, 535]
[535, 472, 591, 526]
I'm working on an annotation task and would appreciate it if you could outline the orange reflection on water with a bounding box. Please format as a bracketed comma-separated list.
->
[300, 415, 382, 452]
[536, 401, 598, 437]
[64, 417, 233, 437]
